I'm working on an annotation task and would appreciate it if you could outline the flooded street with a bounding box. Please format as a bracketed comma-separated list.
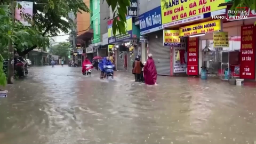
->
[1, 66, 256, 144]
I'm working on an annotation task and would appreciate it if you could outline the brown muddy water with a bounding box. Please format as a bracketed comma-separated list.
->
[0, 66, 256, 144]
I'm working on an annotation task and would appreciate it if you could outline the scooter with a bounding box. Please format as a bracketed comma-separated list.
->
[104, 65, 114, 79]
[83, 64, 93, 76]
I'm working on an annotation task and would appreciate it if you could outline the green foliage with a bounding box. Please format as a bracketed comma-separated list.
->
[0, 54, 6, 87]
[104, 0, 130, 35]
[231, 0, 256, 13]
[50, 42, 71, 58]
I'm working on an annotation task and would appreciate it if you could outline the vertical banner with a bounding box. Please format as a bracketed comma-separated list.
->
[127, 0, 137, 17]
[187, 37, 199, 75]
[240, 25, 255, 79]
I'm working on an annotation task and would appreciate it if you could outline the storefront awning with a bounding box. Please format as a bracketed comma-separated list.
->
[76, 30, 93, 45]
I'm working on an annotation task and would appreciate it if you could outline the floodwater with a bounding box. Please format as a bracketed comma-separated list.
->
[0, 66, 256, 144]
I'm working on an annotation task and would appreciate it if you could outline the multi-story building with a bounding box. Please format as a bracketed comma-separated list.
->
[89, 0, 109, 57]
[76, 0, 94, 60]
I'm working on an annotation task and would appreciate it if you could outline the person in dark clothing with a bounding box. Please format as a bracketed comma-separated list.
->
[132, 56, 144, 82]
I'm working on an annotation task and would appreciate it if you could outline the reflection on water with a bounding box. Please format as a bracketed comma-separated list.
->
[0, 66, 256, 144]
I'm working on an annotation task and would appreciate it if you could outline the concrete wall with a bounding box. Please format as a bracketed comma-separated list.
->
[76, 0, 90, 36]
[100, 0, 110, 41]
[138, 0, 160, 15]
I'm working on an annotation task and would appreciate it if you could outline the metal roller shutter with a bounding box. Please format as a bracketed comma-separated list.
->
[148, 31, 170, 75]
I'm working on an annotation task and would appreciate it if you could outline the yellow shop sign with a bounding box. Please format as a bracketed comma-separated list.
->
[163, 30, 180, 46]
[179, 20, 221, 37]
[161, 0, 226, 25]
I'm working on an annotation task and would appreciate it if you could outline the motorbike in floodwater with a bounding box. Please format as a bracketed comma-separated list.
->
[82, 64, 93, 76]
[104, 65, 114, 79]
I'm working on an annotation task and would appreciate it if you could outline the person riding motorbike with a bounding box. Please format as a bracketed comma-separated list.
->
[51, 60, 55, 67]
[99, 57, 114, 79]
[82, 57, 93, 75]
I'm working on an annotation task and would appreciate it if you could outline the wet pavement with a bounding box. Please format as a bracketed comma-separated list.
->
[1, 66, 256, 144]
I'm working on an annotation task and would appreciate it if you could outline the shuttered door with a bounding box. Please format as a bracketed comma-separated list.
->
[148, 31, 170, 75]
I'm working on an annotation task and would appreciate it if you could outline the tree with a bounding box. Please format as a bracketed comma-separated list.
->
[0, 4, 47, 85]
[231, 0, 256, 11]
[14, 0, 130, 56]
[50, 42, 70, 59]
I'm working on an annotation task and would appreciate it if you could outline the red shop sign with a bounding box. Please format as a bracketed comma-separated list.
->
[187, 37, 199, 75]
[240, 25, 256, 79]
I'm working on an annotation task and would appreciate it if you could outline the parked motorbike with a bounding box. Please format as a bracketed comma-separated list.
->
[3, 57, 28, 78]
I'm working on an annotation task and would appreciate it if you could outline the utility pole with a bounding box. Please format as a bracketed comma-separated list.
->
[7, 1, 15, 84]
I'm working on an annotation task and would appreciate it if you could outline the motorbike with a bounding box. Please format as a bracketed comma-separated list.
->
[3, 57, 28, 78]
[104, 65, 114, 79]
[83, 64, 93, 76]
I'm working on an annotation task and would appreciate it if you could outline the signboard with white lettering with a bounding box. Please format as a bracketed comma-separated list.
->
[139, 6, 162, 35]
[127, 0, 137, 17]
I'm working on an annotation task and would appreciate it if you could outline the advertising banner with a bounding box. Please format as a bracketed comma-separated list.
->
[108, 16, 132, 43]
[127, 0, 138, 17]
[139, 6, 162, 35]
[179, 20, 221, 37]
[240, 25, 255, 79]
[173, 38, 186, 73]
[213, 32, 229, 47]
[15, 1, 33, 26]
[160, 0, 226, 25]
[108, 45, 114, 53]
[163, 30, 180, 46]
[187, 37, 199, 75]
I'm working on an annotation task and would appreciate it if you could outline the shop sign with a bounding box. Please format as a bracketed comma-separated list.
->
[139, 6, 162, 35]
[179, 20, 221, 37]
[226, 6, 256, 21]
[187, 37, 199, 75]
[240, 25, 255, 79]
[160, 0, 226, 26]
[127, 0, 138, 17]
[15, 1, 33, 26]
[86, 47, 93, 53]
[108, 16, 132, 43]
[213, 32, 229, 47]
[77, 48, 83, 54]
[108, 45, 114, 52]
[163, 30, 180, 46]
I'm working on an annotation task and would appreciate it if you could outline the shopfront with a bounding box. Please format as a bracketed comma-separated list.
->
[108, 16, 140, 71]
[160, 0, 227, 77]
[198, 19, 256, 80]
[139, 6, 171, 75]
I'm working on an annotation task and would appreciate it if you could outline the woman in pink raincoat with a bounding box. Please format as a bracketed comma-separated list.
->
[143, 54, 157, 85]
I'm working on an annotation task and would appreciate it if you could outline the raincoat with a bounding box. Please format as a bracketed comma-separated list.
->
[82, 59, 93, 73]
[99, 57, 113, 72]
[143, 57, 157, 85]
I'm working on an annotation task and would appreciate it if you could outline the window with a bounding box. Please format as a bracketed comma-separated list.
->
[94, 0, 97, 10]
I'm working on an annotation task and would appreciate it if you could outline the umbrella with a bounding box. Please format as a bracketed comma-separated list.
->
[93, 56, 102, 60]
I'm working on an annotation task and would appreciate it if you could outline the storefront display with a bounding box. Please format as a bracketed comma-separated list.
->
[240, 25, 255, 79]
[173, 38, 186, 73]
[187, 37, 199, 75]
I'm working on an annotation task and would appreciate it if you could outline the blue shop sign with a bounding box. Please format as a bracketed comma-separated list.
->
[139, 6, 162, 35]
